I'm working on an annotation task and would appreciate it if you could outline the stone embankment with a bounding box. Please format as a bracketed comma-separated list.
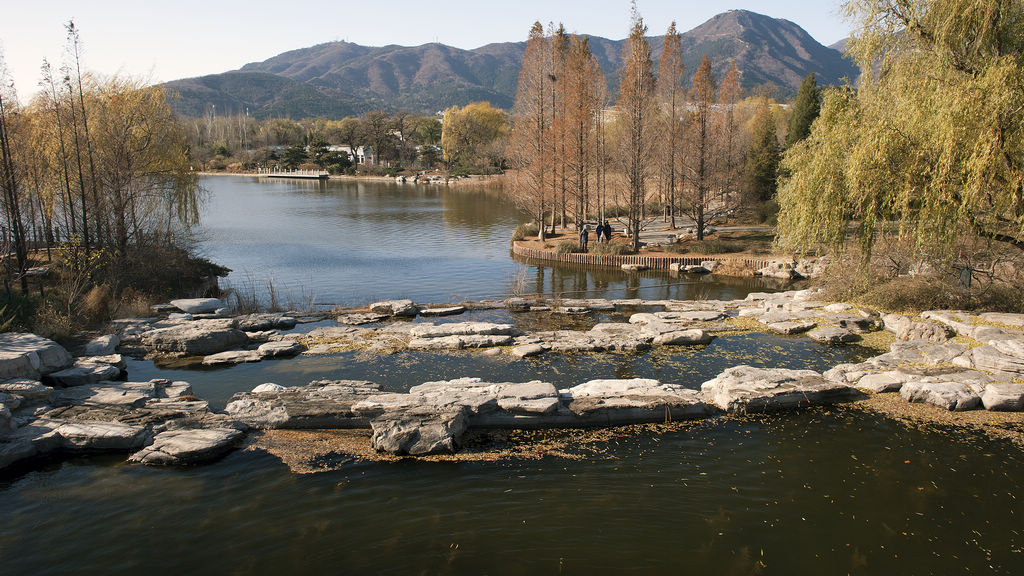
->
[2, 292, 1024, 470]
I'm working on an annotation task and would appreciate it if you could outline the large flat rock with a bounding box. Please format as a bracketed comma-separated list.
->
[129, 427, 244, 465]
[143, 319, 248, 357]
[900, 382, 981, 411]
[370, 407, 467, 456]
[369, 299, 419, 317]
[0, 333, 74, 380]
[169, 298, 224, 314]
[409, 322, 515, 338]
[563, 379, 709, 425]
[701, 366, 857, 413]
[236, 313, 297, 332]
[225, 380, 383, 429]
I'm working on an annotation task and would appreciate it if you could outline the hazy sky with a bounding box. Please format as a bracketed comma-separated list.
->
[1, 0, 850, 99]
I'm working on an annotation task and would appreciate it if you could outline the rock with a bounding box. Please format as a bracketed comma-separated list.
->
[621, 264, 648, 272]
[700, 260, 720, 272]
[420, 306, 466, 317]
[78, 354, 127, 371]
[505, 298, 532, 312]
[980, 383, 1024, 411]
[50, 381, 156, 409]
[409, 322, 515, 338]
[169, 298, 225, 314]
[369, 299, 419, 317]
[701, 366, 857, 413]
[129, 428, 244, 465]
[0, 405, 13, 432]
[370, 407, 468, 455]
[763, 321, 817, 335]
[225, 380, 383, 429]
[0, 379, 52, 404]
[44, 362, 123, 387]
[652, 329, 714, 346]
[964, 345, 1024, 375]
[0, 436, 39, 469]
[168, 313, 194, 321]
[251, 383, 286, 394]
[155, 380, 194, 399]
[855, 372, 905, 393]
[921, 310, 976, 336]
[337, 312, 389, 325]
[407, 334, 513, 350]
[979, 313, 1024, 328]
[256, 341, 305, 358]
[143, 319, 248, 357]
[84, 334, 120, 356]
[882, 314, 953, 342]
[512, 344, 545, 358]
[564, 379, 708, 424]
[202, 350, 262, 366]
[824, 303, 853, 313]
[683, 265, 710, 274]
[41, 419, 151, 451]
[900, 382, 981, 411]
[808, 327, 859, 344]
[236, 313, 297, 332]
[0, 333, 75, 380]
[757, 260, 799, 280]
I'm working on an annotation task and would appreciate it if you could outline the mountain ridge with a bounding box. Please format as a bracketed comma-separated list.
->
[164, 10, 856, 119]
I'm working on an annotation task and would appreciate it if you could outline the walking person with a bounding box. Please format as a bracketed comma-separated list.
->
[603, 221, 612, 243]
[580, 224, 590, 252]
[595, 222, 604, 246]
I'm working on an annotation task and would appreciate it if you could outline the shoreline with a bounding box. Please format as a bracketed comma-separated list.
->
[196, 170, 506, 186]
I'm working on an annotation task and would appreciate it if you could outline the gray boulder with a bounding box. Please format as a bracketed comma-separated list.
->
[763, 321, 817, 335]
[39, 419, 151, 451]
[337, 312, 389, 325]
[129, 428, 244, 465]
[564, 379, 708, 424]
[44, 362, 122, 387]
[203, 350, 262, 366]
[652, 329, 714, 346]
[808, 326, 859, 344]
[370, 407, 468, 456]
[409, 322, 515, 338]
[169, 298, 225, 314]
[980, 383, 1024, 411]
[512, 344, 545, 358]
[0, 379, 53, 405]
[369, 299, 419, 317]
[84, 334, 120, 356]
[882, 314, 953, 342]
[701, 366, 857, 413]
[407, 334, 513, 350]
[0, 333, 74, 380]
[236, 313, 297, 332]
[979, 313, 1024, 328]
[225, 380, 383, 429]
[143, 319, 248, 357]
[900, 382, 981, 411]
[257, 341, 305, 358]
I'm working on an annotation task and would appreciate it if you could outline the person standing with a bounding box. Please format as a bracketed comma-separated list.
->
[595, 222, 605, 245]
[603, 221, 612, 243]
[579, 224, 590, 252]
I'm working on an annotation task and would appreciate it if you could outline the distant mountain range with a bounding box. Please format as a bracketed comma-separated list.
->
[164, 10, 856, 119]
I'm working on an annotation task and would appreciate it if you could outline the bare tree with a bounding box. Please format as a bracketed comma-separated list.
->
[656, 22, 685, 229]
[614, 4, 656, 252]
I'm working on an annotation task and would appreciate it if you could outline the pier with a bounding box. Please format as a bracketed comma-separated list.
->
[256, 168, 329, 179]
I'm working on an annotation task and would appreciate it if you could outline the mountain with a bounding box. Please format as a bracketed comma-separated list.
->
[164, 10, 857, 119]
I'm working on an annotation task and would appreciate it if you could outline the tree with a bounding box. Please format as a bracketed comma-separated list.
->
[786, 72, 820, 147]
[335, 116, 363, 163]
[744, 97, 780, 201]
[562, 35, 604, 229]
[508, 22, 553, 240]
[361, 110, 394, 165]
[282, 144, 307, 168]
[657, 22, 686, 229]
[440, 102, 508, 171]
[614, 5, 657, 252]
[682, 56, 716, 241]
[0, 54, 30, 293]
[778, 0, 1024, 265]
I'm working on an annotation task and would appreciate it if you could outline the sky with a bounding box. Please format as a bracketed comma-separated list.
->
[0, 0, 850, 100]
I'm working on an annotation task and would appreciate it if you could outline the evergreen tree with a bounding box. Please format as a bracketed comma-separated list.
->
[786, 72, 820, 147]
[745, 98, 780, 202]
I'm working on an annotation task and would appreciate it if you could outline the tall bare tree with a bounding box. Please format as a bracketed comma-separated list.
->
[657, 22, 685, 229]
[508, 22, 553, 240]
[562, 35, 604, 229]
[615, 5, 657, 252]
[682, 55, 716, 241]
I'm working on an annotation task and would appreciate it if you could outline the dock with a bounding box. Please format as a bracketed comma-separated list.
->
[257, 168, 329, 180]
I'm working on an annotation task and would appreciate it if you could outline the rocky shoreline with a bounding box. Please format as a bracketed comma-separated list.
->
[2, 290, 1023, 472]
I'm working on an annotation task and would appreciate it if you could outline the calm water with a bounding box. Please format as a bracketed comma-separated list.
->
[195, 176, 778, 307]
[2, 177, 1021, 574]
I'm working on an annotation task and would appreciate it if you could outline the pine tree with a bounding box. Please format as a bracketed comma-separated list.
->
[745, 97, 780, 202]
[786, 72, 820, 147]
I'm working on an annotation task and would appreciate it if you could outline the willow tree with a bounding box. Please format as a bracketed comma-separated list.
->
[615, 6, 657, 252]
[0, 57, 30, 293]
[441, 101, 508, 171]
[508, 22, 553, 240]
[657, 22, 686, 229]
[778, 0, 1024, 264]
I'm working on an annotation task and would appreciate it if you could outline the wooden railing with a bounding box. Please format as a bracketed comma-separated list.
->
[511, 243, 774, 271]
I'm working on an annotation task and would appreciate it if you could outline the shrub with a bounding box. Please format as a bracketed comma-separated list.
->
[555, 240, 585, 254]
[510, 222, 540, 243]
[663, 243, 688, 254]
[589, 242, 632, 255]
[755, 198, 780, 225]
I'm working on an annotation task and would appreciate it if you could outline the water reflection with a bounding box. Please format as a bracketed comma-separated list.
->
[198, 176, 784, 307]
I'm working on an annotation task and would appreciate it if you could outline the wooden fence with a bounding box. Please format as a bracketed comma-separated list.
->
[511, 244, 773, 272]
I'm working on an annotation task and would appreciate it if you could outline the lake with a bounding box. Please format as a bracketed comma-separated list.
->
[1, 176, 1021, 575]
